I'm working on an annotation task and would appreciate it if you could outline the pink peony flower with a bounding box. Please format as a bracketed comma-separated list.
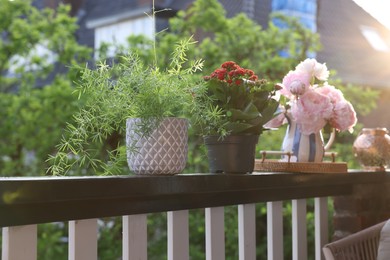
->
[316, 84, 344, 104]
[295, 58, 316, 72]
[295, 116, 327, 135]
[291, 106, 326, 135]
[291, 90, 333, 134]
[281, 70, 311, 98]
[299, 90, 333, 119]
[330, 101, 357, 132]
[289, 80, 307, 96]
[313, 62, 329, 81]
[296, 58, 329, 81]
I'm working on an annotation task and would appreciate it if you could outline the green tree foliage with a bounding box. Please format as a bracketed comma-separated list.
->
[0, 0, 90, 91]
[158, 0, 321, 81]
[0, 79, 82, 176]
[0, 0, 91, 176]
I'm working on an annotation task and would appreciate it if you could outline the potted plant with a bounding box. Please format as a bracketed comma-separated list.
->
[192, 61, 280, 174]
[48, 38, 203, 175]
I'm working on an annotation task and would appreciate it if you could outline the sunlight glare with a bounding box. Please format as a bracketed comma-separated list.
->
[353, 0, 390, 30]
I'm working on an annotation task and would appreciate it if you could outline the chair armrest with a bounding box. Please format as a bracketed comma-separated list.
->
[322, 221, 386, 260]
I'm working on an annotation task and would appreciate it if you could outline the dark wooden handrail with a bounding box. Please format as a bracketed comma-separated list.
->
[0, 171, 389, 227]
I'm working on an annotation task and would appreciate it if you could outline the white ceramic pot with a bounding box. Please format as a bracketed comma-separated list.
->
[281, 114, 334, 162]
[126, 117, 188, 175]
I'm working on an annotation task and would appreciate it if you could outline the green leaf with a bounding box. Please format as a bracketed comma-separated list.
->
[229, 102, 260, 121]
[224, 122, 253, 133]
[258, 99, 279, 124]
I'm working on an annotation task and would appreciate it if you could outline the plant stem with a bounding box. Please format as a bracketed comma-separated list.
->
[152, 0, 157, 67]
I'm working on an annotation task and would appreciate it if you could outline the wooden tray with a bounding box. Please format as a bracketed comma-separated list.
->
[254, 151, 348, 173]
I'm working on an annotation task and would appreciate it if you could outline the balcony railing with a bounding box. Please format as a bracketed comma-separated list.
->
[1, 171, 389, 260]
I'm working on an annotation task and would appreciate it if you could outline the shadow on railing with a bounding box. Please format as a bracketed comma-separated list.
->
[1, 171, 389, 260]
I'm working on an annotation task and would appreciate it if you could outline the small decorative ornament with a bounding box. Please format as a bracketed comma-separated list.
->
[353, 128, 390, 171]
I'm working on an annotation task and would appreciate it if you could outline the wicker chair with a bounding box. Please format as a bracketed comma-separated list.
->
[322, 221, 388, 260]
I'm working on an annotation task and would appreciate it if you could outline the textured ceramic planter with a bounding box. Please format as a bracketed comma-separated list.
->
[126, 117, 188, 175]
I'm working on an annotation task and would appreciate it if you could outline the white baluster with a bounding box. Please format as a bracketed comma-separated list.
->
[69, 219, 98, 260]
[2, 225, 37, 260]
[267, 201, 283, 260]
[205, 207, 225, 260]
[292, 199, 307, 260]
[123, 214, 147, 260]
[168, 210, 189, 260]
[315, 197, 328, 260]
[238, 204, 256, 260]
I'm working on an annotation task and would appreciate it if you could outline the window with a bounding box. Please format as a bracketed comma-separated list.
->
[272, 0, 317, 32]
[360, 25, 389, 52]
[271, 0, 317, 57]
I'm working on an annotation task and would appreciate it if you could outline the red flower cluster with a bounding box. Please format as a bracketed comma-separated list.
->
[198, 60, 279, 136]
[207, 61, 259, 86]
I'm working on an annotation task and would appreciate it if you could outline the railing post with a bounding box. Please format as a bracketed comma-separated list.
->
[168, 210, 189, 260]
[238, 204, 256, 260]
[292, 199, 307, 260]
[206, 207, 225, 260]
[2, 225, 37, 260]
[315, 197, 328, 260]
[267, 201, 283, 260]
[123, 214, 147, 260]
[69, 219, 98, 260]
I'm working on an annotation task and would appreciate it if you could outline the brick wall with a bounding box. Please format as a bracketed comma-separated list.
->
[332, 180, 390, 240]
